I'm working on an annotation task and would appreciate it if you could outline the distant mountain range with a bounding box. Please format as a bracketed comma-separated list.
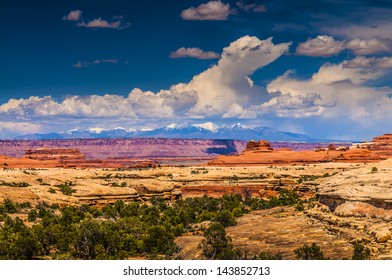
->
[14, 122, 333, 142]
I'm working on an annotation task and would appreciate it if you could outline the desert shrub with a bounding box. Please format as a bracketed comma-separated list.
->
[232, 207, 244, 217]
[57, 183, 76, 196]
[352, 242, 370, 260]
[48, 188, 56, 194]
[371, 167, 378, 173]
[215, 210, 237, 227]
[199, 223, 241, 260]
[294, 243, 327, 260]
[2, 199, 18, 213]
[143, 225, 177, 255]
[73, 220, 102, 260]
[27, 210, 37, 222]
[0, 181, 30, 188]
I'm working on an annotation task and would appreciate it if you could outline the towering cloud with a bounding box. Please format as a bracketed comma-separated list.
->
[261, 57, 392, 126]
[3, 35, 391, 140]
[0, 36, 290, 123]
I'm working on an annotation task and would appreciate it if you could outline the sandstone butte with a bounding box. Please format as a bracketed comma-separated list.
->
[208, 135, 392, 166]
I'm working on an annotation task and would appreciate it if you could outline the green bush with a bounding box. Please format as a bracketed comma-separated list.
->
[27, 210, 37, 222]
[200, 223, 240, 260]
[294, 243, 327, 260]
[57, 184, 76, 196]
[216, 210, 237, 227]
[352, 242, 370, 260]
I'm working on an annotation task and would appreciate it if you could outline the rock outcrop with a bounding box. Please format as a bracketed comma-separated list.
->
[244, 140, 273, 152]
[210, 133, 392, 166]
[24, 148, 85, 161]
[318, 158, 392, 223]
[354, 134, 392, 158]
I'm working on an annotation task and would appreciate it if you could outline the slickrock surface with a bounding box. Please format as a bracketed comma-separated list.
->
[0, 163, 343, 206]
[1, 160, 392, 259]
[177, 204, 392, 260]
[0, 168, 183, 207]
[318, 159, 392, 211]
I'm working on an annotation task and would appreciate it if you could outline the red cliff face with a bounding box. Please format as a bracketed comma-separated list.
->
[24, 148, 85, 161]
[0, 138, 247, 159]
[353, 134, 392, 158]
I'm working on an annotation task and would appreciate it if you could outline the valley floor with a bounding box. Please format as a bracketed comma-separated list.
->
[0, 160, 391, 259]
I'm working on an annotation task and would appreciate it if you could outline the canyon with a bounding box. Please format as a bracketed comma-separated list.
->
[1, 134, 392, 259]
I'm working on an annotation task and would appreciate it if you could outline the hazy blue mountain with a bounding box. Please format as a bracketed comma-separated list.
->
[14, 122, 319, 141]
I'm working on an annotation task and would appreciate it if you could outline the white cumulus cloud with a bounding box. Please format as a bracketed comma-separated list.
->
[170, 47, 219, 59]
[342, 56, 392, 69]
[181, 1, 231, 20]
[345, 38, 391, 55]
[297, 36, 392, 57]
[296, 35, 345, 57]
[62, 10, 82, 21]
[0, 36, 290, 128]
[261, 58, 392, 126]
[77, 18, 130, 30]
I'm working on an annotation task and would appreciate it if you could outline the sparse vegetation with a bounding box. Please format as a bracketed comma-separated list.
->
[0, 190, 306, 260]
[294, 243, 327, 260]
[55, 181, 76, 196]
[0, 181, 31, 188]
[199, 223, 241, 260]
[352, 242, 370, 260]
[48, 188, 56, 194]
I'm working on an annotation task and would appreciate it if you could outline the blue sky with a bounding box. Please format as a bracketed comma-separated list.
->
[1, 0, 392, 140]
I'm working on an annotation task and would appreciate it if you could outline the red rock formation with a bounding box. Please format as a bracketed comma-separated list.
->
[24, 148, 85, 161]
[353, 134, 392, 158]
[245, 140, 273, 152]
[209, 139, 383, 166]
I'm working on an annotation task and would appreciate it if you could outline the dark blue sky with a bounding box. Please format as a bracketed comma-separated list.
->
[1, 0, 392, 140]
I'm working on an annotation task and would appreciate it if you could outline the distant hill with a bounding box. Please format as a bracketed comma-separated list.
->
[14, 122, 328, 142]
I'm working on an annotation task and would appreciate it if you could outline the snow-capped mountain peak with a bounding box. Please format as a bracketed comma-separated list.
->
[166, 123, 178, 129]
[88, 127, 106, 134]
[64, 128, 82, 135]
[16, 122, 313, 142]
[224, 123, 249, 130]
[192, 122, 220, 132]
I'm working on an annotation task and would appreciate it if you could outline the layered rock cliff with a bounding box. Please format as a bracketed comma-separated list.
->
[24, 148, 85, 161]
[0, 138, 247, 159]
